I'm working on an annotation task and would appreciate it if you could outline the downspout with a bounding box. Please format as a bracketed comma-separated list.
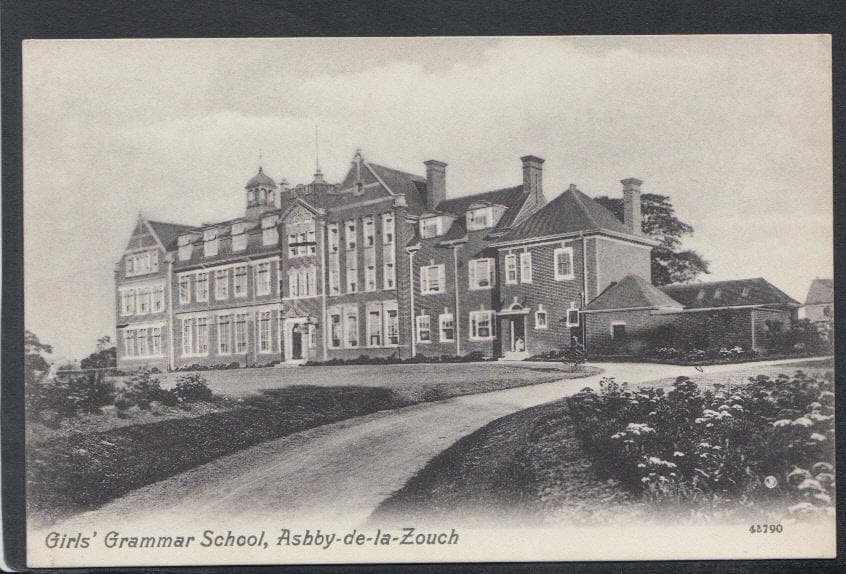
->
[407, 247, 418, 357]
[320, 218, 328, 361]
[167, 255, 175, 371]
[581, 233, 589, 353]
[453, 244, 462, 356]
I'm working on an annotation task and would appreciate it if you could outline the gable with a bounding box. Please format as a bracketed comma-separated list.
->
[125, 220, 160, 252]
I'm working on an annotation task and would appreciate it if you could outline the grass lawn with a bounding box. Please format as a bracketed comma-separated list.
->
[28, 362, 597, 526]
[372, 358, 835, 526]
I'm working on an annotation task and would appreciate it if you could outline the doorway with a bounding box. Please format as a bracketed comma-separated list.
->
[510, 316, 526, 353]
[291, 324, 303, 360]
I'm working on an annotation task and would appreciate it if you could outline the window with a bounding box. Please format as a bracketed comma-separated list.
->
[179, 276, 191, 304]
[611, 322, 626, 339]
[255, 262, 271, 296]
[470, 310, 495, 340]
[714, 288, 722, 300]
[505, 254, 518, 284]
[420, 264, 445, 294]
[420, 217, 441, 239]
[566, 303, 580, 327]
[329, 254, 341, 295]
[554, 246, 574, 280]
[345, 308, 358, 347]
[215, 269, 229, 299]
[466, 207, 491, 231]
[152, 285, 164, 312]
[121, 290, 136, 315]
[288, 269, 300, 298]
[364, 216, 375, 247]
[178, 242, 193, 262]
[307, 228, 316, 255]
[329, 312, 343, 348]
[345, 219, 357, 250]
[137, 329, 148, 357]
[217, 315, 231, 354]
[195, 272, 208, 302]
[137, 287, 151, 314]
[416, 314, 431, 342]
[258, 312, 272, 353]
[383, 246, 395, 289]
[287, 220, 315, 257]
[150, 327, 162, 356]
[233, 265, 247, 297]
[124, 329, 136, 357]
[535, 305, 548, 329]
[469, 258, 495, 290]
[367, 307, 382, 347]
[741, 286, 751, 298]
[346, 252, 358, 293]
[262, 225, 278, 247]
[439, 313, 455, 342]
[385, 304, 399, 346]
[823, 305, 832, 317]
[196, 317, 208, 354]
[126, 251, 157, 277]
[364, 248, 377, 292]
[204, 231, 219, 257]
[234, 314, 248, 353]
[232, 231, 247, 252]
[520, 252, 533, 283]
[328, 224, 339, 253]
[382, 213, 395, 245]
[182, 318, 193, 355]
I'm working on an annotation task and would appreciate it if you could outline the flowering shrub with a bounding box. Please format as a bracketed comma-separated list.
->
[568, 370, 835, 518]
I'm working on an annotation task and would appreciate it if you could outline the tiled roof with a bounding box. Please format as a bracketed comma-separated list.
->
[245, 167, 277, 189]
[147, 220, 197, 250]
[660, 278, 800, 309]
[499, 186, 632, 242]
[804, 278, 833, 305]
[586, 274, 683, 311]
[432, 185, 528, 242]
[367, 163, 428, 213]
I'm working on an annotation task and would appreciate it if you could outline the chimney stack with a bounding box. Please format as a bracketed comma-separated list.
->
[621, 178, 643, 234]
[424, 160, 447, 210]
[521, 155, 544, 204]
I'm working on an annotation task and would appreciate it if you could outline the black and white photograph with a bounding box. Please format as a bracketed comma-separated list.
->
[20, 35, 834, 566]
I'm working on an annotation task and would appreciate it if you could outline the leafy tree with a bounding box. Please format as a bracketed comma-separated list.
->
[81, 335, 117, 370]
[25, 330, 53, 385]
[594, 193, 709, 285]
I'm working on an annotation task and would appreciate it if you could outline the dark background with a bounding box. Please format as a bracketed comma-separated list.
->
[2, 0, 843, 572]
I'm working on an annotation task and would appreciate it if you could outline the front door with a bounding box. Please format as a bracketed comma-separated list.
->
[291, 325, 303, 360]
[510, 317, 526, 353]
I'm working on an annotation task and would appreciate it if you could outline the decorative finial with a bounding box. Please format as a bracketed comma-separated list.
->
[314, 125, 320, 174]
[259, 148, 263, 171]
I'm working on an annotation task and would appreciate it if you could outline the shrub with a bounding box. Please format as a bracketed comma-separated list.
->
[174, 373, 214, 402]
[567, 370, 835, 517]
[28, 372, 116, 416]
[562, 340, 587, 371]
[117, 369, 175, 410]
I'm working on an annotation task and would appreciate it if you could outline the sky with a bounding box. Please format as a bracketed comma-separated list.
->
[23, 36, 832, 361]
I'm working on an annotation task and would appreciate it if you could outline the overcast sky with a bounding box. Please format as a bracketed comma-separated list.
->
[23, 36, 832, 361]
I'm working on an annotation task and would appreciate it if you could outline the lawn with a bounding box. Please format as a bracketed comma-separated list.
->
[28, 362, 597, 526]
[372, 358, 834, 525]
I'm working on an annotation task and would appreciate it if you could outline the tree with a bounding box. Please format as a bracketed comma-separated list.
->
[594, 193, 710, 286]
[25, 330, 53, 385]
[81, 335, 117, 370]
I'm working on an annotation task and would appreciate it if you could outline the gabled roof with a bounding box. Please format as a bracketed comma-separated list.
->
[147, 220, 197, 250]
[498, 185, 634, 243]
[366, 163, 428, 213]
[804, 278, 833, 305]
[586, 274, 683, 311]
[659, 278, 800, 309]
[431, 185, 529, 242]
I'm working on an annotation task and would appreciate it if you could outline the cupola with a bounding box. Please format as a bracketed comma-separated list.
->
[245, 166, 278, 219]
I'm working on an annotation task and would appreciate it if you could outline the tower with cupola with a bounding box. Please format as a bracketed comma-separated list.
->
[245, 166, 278, 219]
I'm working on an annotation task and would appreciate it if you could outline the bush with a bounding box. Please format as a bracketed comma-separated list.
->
[174, 373, 213, 402]
[117, 370, 175, 410]
[567, 370, 835, 517]
[28, 372, 116, 416]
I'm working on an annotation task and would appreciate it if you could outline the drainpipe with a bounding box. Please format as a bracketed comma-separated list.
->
[452, 244, 462, 355]
[407, 245, 420, 357]
[581, 232, 589, 353]
[166, 254, 175, 371]
[319, 217, 328, 361]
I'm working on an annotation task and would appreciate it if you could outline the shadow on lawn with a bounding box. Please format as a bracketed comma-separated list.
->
[27, 385, 408, 525]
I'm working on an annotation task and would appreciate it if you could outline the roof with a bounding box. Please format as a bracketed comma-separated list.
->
[428, 185, 530, 244]
[366, 163, 428, 213]
[245, 167, 277, 189]
[659, 278, 800, 309]
[804, 278, 833, 305]
[498, 185, 635, 243]
[586, 274, 684, 311]
[146, 220, 197, 250]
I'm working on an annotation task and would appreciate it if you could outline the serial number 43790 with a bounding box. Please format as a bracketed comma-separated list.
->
[749, 524, 783, 534]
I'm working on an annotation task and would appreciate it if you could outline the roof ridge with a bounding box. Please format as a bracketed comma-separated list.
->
[367, 162, 426, 181]
[438, 184, 523, 204]
[567, 188, 600, 229]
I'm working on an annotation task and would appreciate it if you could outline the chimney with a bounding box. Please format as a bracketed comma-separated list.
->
[521, 155, 544, 203]
[621, 178, 643, 234]
[424, 160, 447, 210]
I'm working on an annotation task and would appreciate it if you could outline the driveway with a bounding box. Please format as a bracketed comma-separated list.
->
[40, 357, 824, 533]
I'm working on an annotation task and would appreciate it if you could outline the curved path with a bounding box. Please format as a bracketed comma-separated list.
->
[41, 358, 822, 533]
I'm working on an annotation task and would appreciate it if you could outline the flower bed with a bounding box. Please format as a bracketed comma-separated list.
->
[567, 370, 834, 519]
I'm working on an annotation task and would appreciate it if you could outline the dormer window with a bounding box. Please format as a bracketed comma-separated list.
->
[232, 222, 245, 235]
[467, 207, 492, 231]
[177, 234, 194, 262]
[420, 217, 442, 239]
[713, 288, 722, 300]
[203, 229, 219, 258]
[697, 289, 706, 301]
[741, 287, 750, 298]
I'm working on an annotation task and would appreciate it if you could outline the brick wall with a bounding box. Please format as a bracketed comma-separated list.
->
[594, 237, 652, 298]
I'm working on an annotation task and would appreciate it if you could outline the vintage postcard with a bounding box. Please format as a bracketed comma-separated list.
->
[22, 35, 834, 567]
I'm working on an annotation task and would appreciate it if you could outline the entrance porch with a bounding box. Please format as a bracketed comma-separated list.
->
[498, 303, 531, 361]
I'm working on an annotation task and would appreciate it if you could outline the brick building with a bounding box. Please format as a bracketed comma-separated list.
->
[114, 150, 798, 369]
